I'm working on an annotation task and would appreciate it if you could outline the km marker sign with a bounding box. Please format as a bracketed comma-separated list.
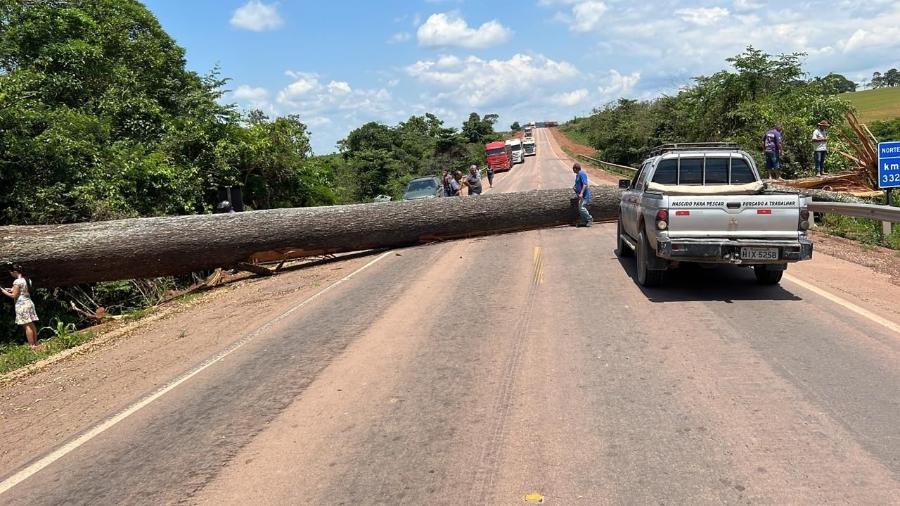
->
[878, 141, 900, 189]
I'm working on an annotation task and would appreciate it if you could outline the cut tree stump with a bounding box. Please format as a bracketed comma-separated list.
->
[1, 186, 623, 287]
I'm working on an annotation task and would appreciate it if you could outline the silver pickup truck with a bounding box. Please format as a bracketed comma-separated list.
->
[616, 144, 813, 286]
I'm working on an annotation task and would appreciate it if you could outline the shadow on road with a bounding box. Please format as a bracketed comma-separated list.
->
[616, 253, 803, 303]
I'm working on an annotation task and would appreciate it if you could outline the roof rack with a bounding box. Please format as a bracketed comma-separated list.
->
[649, 142, 742, 157]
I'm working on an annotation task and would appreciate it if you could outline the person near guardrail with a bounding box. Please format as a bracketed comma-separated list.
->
[572, 163, 593, 227]
[812, 120, 830, 176]
[762, 124, 784, 180]
[2, 265, 41, 349]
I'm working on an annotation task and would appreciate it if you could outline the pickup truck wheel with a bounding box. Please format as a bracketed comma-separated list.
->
[616, 218, 632, 257]
[754, 265, 784, 285]
[636, 230, 664, 287]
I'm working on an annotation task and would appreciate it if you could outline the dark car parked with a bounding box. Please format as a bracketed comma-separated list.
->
[403, 176, 445, 200]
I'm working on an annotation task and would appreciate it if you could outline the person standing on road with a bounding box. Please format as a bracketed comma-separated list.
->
[448, 171, 463, 197]
[812, 120, 830, 176]
[465, 165, 482, 196]
[485, 164, 494, 188]
[442, 170, 452, 196]
[2, 265, 40, 349]
[762, 124, 784, 180]
[572, 163, 593, 227]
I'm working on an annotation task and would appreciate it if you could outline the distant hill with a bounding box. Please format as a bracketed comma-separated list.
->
[842, 87, 900, 124]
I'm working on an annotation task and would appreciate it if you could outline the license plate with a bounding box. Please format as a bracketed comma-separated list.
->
[740, 247, 779, 260]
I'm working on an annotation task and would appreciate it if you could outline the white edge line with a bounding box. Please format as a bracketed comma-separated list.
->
[0, 250, 393, 496]
[784, 274, 900, 336]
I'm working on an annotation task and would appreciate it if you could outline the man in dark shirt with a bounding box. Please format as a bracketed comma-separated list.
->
[465, 165, 482, 195]
[762, 125, 783, 180]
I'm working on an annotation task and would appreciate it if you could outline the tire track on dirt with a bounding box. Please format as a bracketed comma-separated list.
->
[468, 234, 544, 505]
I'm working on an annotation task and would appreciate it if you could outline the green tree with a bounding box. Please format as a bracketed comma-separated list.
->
[813, 73, 857, 94]
[461, 112, 499, 144]
[510, 121, 521, 131]
[337, 113, 489, 201]
[562, 47, 853, 177]
[870, 118, 900, 142]
[0, 0, 236, 224]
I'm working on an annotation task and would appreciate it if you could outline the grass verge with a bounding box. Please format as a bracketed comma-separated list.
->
[842, 87, 900, 123]
[818, 214, 900, 250]
[558, 144, 635, 180]
[0, 321, 94, 374]
[559, 124, 594, 148]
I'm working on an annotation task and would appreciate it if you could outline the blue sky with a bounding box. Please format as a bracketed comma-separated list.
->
[143, 0, 900, 153]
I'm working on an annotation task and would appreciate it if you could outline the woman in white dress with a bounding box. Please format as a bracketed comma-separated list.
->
[2, 265, 40, 349]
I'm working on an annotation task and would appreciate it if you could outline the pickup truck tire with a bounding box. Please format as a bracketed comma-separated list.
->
[636, 230, 664, 287]
[616, 218, 633, 257]
[753, 265, 784, 285]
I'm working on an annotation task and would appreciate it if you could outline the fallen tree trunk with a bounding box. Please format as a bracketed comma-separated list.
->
[1, 186, 623, 287]
[768, 183, 868, 204]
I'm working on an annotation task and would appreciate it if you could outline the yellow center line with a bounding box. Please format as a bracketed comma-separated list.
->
[532, 246, 544, 285]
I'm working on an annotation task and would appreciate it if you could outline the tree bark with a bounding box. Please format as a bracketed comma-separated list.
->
[1, 186, 623, 287]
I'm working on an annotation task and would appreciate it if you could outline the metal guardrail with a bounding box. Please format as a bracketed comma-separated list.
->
[578, 153, 899, 223]
[576, 154, 637, 173]
[808, 202, 900, 223]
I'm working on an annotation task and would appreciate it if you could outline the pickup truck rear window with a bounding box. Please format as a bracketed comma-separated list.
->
[679, 158, 703, 185]
[652, 160, 677, 184]
[652, 157, 757, 185]
[730, 159, 755, 183]
[705, 158, 728, 183]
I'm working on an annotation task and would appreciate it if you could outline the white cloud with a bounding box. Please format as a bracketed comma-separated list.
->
[388, 32, 412, 44]
[542, 1, 608, 32]
[327, 80, 352, 95]
[230, 1, 284, 32]
[232, 85, 269, 102]
[732, 0, 761, 11]
[229, 85, 276, 116]
[305, 116, 332, 127]
[571, 1, 608, 32]
[676, 7, 730, 26]
[839, 26, 900, 53]
[598, 70, 641, 98]
[406, 53, 578, 107]
[278, 73, 319, 101]
[552, 88, 589, 106]
[265, 72, 401, 152]
[416, 12, 512, 49]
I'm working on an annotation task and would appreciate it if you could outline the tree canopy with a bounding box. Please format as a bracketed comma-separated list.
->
[337, 112, 494, 201]
[871, 69, 899, 88]
[0, 0, 332, 226]
[562, 47, 854, 178]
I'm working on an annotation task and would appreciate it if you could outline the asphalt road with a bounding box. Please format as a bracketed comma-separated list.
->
[1, 128, 899, 505]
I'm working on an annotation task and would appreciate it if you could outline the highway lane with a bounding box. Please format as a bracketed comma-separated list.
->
[1, 127, 899, 504]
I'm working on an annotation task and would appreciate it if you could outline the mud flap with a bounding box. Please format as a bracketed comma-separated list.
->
[646, 249, 669, 270]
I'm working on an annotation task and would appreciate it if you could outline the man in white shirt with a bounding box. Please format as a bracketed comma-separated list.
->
[812, 120, 830, 176]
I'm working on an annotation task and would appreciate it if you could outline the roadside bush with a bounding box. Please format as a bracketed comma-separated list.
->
[564, 47, 854, 178]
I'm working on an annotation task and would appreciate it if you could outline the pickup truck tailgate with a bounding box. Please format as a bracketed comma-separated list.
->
[667, 195, 800, 239]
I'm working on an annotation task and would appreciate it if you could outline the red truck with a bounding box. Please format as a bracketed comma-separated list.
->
[485, 141, 511, 173]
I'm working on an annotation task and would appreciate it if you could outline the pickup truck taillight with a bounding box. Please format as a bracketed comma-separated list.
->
[656, 209, 669, 230]
[799, 209, 810, 231]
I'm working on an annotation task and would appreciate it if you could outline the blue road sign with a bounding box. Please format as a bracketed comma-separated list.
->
[878, 141, 900, 189]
